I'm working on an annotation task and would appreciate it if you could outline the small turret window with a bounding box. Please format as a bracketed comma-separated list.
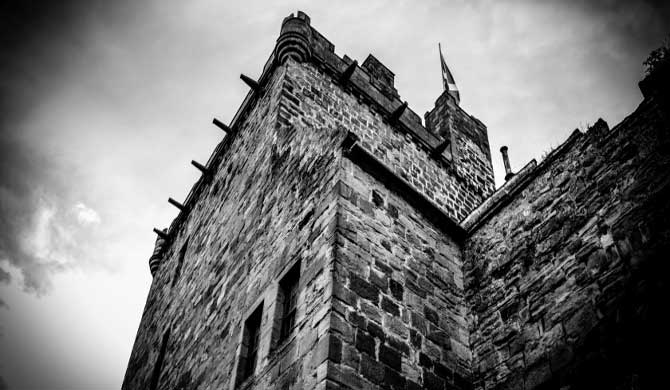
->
[278, 261, 301, 343]
[237, 303, 263, 386]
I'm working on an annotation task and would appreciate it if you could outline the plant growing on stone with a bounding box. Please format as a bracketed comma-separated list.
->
[643, 35, 670, 75]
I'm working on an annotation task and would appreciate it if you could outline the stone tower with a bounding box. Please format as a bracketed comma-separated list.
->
[123, 11, 670, 390]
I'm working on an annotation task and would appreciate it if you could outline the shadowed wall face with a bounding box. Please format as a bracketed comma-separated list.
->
[331, 160, 471, 389]
[464, 82, 670, 389]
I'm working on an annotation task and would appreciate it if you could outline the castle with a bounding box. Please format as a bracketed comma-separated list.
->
[123, 12, 670, 390]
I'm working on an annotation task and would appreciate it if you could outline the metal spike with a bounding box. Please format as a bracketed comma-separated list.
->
[191, 160, 211, 176]
[153, 228, 169, 239]
[212, 118, 232, 133]
[168, 197, 186, 211]
[240, 74, 260, 91]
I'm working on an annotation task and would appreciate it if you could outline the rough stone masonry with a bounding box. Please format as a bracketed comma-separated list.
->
[123, 11, 670, 390]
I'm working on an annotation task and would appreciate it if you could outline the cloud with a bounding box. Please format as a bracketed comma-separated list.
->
[0, 1, 116, 296]
[0, 192, 91, 295]
[0, 268, 10, 285]
[73, 203, 101, 226]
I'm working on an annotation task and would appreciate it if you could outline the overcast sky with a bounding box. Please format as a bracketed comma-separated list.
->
[0, 0, 667, 389]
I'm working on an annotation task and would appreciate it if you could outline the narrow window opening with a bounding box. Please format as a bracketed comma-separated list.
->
[297, 210, 314, 230]
[171, 240, 188, 288]
[371, 190, 384, 207]
[237, 303, 263, 386]
[149, 330, 170, 390]
[278, 261, 301, 344]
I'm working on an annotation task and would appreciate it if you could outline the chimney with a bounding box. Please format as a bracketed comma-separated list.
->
[500, 146, 514, 181]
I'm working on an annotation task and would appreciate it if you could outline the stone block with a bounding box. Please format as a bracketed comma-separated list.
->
[423, 370, 446, 390]
[367, 321, 386, 342]
[355, 329, 375, 357]
[524, 361, 552, 390]
[341, 343, 360, 370]
[384, 315, 409, 339]
[382, 296, 401, 316]
[379, 344, 402, 370]
[424, 306, 439, 325]
[360, 353, 385, 385]
[389, 279, 404, 301]
[350, 274, 380, 303]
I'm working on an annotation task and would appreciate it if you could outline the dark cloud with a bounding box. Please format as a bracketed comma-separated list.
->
[0, 0, 107, 295]
[0, 112, 73, 294]
[566, 0, 669, 55]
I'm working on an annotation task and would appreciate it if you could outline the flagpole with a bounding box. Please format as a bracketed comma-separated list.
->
[438, 42, 460, 104]
[438, 42, 446, 92]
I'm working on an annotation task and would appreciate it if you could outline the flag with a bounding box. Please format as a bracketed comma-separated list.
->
[439, 43, 460, 104]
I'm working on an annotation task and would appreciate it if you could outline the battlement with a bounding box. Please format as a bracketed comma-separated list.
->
[360, 54, 399, 100]
[274, 11, 453, 157]
[149, 11, 495, 265]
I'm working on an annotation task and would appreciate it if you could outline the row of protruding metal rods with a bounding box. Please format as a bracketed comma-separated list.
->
[152, 73, 261, 240]
[152, 70, 516, 241]
[151, 64, 435, 240]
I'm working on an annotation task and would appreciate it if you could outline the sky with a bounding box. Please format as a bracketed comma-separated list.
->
[0, 0, 667, 389]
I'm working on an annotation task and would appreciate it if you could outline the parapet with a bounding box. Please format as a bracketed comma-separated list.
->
[149, 10, 495, 268]
[272, 12, 450, 159]
[361, 54, 399, 100]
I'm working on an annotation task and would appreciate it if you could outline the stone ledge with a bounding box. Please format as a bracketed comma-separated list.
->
[342, 132, 465, 241]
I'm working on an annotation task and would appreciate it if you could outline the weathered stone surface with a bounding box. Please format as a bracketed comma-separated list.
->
[464, 76, 670, 389]
[124, 11, 670, 390]
[123, 53, 341, 390]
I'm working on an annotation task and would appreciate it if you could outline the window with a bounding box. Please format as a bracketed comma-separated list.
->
[278, 261, 301, 343]
[237, 303, 263, 385]
[150, 330, 170, 390]
[171, 241, 188, 288]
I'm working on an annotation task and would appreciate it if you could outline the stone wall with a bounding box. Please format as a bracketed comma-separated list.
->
[123, 60, 342, 390]
[463, 90, 670, 389]
[294, 55, 491, 224]
[425, 91, 496, 214]
[123, 27, 493, 387]
[278, 51, 485, 389]
[123, 13, 670, 390]
[327, 159, 470, 390]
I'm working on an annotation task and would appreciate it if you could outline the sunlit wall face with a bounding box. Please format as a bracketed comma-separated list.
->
[0, 0, 668, 389]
